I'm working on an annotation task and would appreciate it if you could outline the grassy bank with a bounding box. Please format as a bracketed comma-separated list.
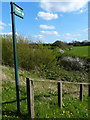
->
[2, 65, 89, 119]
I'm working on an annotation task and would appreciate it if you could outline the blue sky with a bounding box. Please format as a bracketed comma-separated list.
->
[0, 1, 89, 43]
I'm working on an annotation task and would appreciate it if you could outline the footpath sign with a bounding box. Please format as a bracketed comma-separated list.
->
[10, 2, 24, 113]
[12, 3, 24, 18]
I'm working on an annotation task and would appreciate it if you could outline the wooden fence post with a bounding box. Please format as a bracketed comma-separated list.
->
[26, 78, 34, 119]
[80, 84, 83, 101]
[57, 82, 62, 108]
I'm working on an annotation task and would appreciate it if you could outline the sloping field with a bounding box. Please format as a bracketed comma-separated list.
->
[65, 46, 89, 58]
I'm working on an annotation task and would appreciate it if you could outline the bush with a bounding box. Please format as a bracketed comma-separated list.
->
[60, 56, 85, 71]
[2, 37, 13, 66]
[2, 36, 57, 73]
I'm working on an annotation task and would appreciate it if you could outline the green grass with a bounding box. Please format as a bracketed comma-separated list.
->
[2, 65, 89, 119]
[2, 81, 89, 119]
[35, 94, 88, 118]
[64, 46, 89, 58]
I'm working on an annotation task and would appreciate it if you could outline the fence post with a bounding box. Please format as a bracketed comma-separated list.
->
[80, 84, 83, 101]
[26, 78, 34, 119]
[57, 82, 62, 108]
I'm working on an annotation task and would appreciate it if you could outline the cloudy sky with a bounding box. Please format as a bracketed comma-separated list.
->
[0, 0, 89, 43]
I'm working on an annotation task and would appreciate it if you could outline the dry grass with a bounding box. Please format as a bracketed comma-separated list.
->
[33, 80, 88, 99]
[1, 65, 89, 98]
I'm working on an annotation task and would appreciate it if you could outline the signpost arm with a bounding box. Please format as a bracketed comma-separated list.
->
[10, 2, 20, 113]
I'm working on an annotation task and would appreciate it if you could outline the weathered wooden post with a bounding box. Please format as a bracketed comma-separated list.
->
[26, 78, 34, 119]
[80, 84, 83, 101]
[57, 82, 62, 108]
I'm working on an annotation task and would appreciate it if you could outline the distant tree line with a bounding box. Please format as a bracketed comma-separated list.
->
[43, 40, 73, 50]
[42, 40, 90, 48]
[68, 40, 90, 46]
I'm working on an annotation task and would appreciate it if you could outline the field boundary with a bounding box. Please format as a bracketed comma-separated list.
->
[26, 78, 90, 119]
[28, 78, 90, 85]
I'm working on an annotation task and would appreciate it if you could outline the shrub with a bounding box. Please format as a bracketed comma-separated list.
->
[60, 56, 85, 71]
[2, 36, 57, 73]
[2, 37, 13, 66]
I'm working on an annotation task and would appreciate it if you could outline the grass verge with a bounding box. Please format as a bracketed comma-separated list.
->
[1, 65, 89, 119]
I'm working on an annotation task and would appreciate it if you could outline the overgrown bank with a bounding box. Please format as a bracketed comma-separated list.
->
[2, 36, 89, 81]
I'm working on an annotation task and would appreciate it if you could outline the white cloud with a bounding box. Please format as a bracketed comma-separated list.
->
[0, 21, 7, 30]
[37, 11, 58, 20]
[0, 26, 4, 30]
[8, 24, 12, 27]
[0, 21, 11, 30]
[0, 32, 18, 36]
[0, 21, 7, 26]
[65, 33, 81, 37]
[40, 25, 55, 29]
[0, 32, 12, 35]
[65, 33, 72, 36]
[32, 34, 48, 43]
[57, 32, 83, 42]
[75, 34, 81, 37]
[41, 30, 59, 36]
[75, 7, 88, 14]
[34, 34, 44, 39]
[79, 9, 87, 13]
[82, 28, 89, 32]
[40, 0, 89, 13]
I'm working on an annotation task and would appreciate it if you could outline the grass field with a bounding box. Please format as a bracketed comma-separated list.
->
[64, 46, 89, 58]
[1, 65, 89, 119]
